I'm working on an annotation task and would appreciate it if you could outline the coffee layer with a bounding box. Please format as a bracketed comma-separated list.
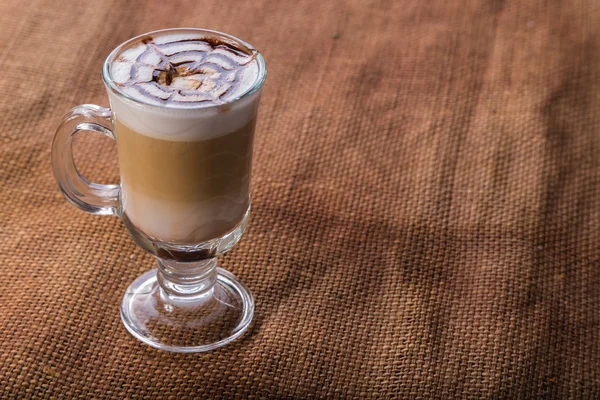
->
[116, 118, 255, 243]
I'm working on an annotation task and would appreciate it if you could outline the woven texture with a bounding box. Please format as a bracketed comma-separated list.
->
[2, 0, 600, 398]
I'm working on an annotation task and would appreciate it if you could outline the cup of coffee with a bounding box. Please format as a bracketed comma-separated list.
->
[51, 28, 266, 352]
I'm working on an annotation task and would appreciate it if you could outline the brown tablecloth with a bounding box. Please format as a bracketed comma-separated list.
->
[2, 0, 600, 398]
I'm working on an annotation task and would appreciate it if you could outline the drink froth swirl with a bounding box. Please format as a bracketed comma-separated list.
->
[110, 33, 260, 107]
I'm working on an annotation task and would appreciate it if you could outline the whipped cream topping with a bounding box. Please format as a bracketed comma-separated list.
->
[109, 32, 260, 107]
[104, 29, 265, 141]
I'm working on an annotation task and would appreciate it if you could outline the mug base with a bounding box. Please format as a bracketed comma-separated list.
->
[120, 267, 254, 353]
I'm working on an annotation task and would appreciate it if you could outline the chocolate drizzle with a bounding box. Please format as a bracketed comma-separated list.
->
[113, 34, 258, 106]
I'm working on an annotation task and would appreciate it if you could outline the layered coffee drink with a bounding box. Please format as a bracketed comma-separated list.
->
[53, 28, 265, 352]
[106, 30, 263, 243]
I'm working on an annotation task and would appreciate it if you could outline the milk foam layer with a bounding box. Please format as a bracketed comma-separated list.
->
[105, 29, 265, 141]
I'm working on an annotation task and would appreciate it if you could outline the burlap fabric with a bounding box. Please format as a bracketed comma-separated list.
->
[2, 0, 600, 398]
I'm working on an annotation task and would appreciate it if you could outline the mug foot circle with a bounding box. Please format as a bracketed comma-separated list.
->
[120, 267, 254, 353]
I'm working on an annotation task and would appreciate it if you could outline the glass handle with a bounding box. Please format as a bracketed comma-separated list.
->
[51, 104, 120, 216]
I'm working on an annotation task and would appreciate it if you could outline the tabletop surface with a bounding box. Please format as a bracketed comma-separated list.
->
[2, 0, 600, 398]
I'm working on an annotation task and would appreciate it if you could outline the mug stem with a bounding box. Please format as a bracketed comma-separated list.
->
[156, 257, 218, 303]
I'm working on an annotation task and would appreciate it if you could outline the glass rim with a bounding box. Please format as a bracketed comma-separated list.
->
[101, 28, 267, 111]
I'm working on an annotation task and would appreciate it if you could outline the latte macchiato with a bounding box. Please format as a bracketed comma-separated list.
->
[52, 28, 265, 352]
[106, 31, 262, 243]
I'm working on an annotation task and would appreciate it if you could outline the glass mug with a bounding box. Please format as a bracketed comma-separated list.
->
[51, 28, 266, 352]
